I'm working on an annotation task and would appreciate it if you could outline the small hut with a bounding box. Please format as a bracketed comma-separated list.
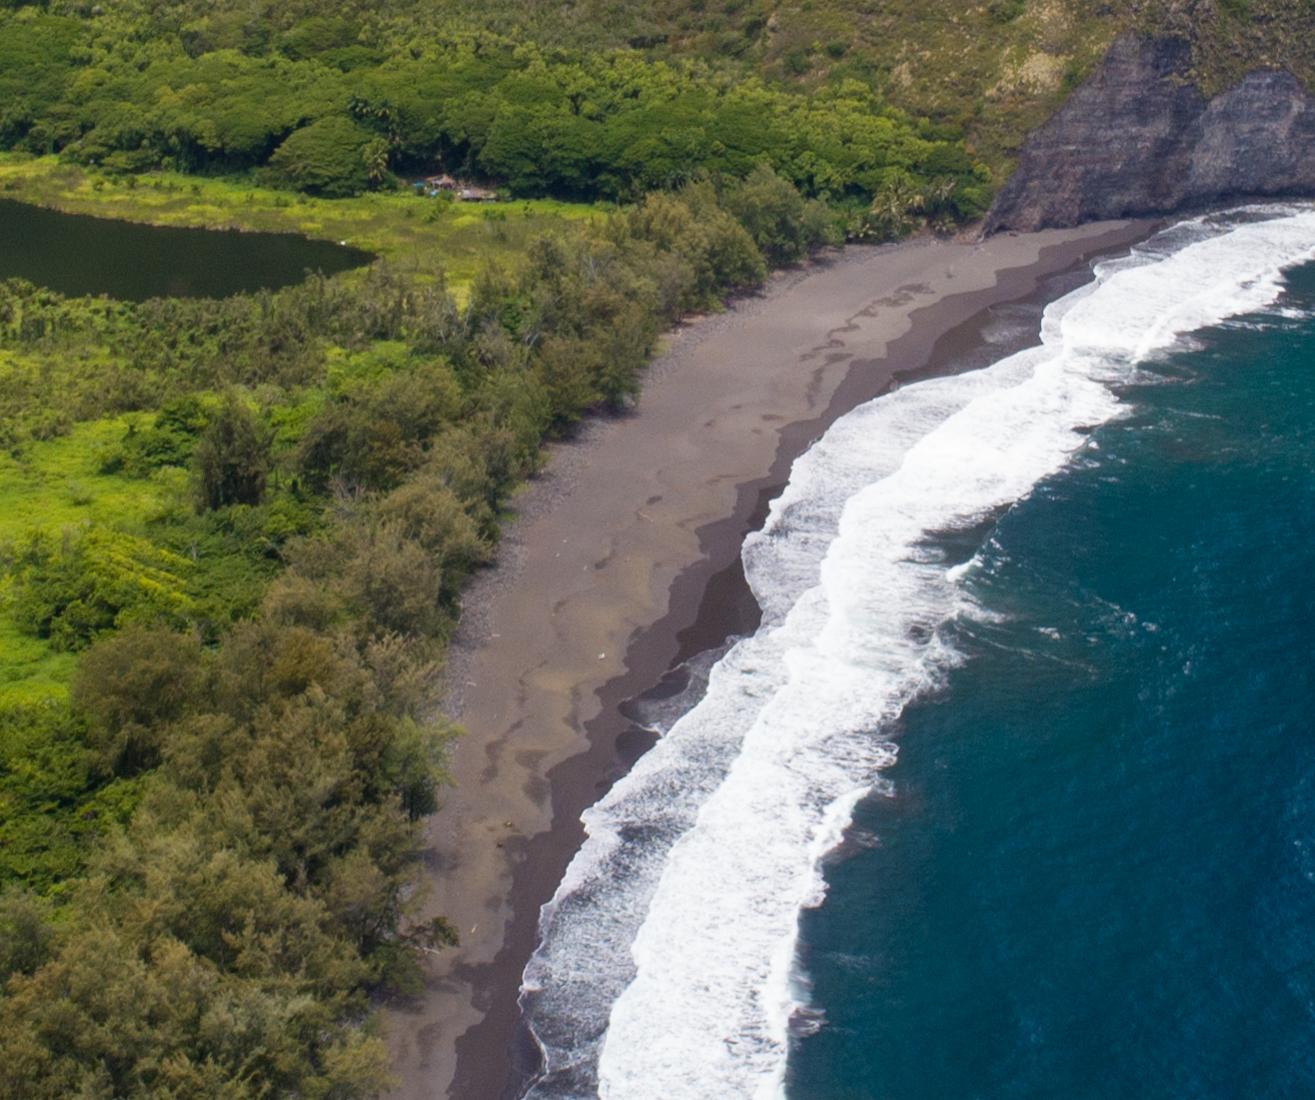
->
[422, 174, 458, 193]
[413, 174, 499, 201]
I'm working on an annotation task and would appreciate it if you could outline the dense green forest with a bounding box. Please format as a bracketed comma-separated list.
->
[1, 0, 1310, 1095]
[6, 0, 1300, 210]
[0, 2, 992, 222]
[3, 0, 1306, 202]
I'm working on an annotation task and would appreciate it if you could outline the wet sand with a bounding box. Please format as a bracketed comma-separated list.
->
[382, 221, 1153, 1100]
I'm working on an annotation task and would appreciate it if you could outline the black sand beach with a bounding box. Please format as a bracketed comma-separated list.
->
[382, 221, 1154, 1100]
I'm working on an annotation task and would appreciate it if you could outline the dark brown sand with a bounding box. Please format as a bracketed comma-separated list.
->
[381, 221, 1155, 1100]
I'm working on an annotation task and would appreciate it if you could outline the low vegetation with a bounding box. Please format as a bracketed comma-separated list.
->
[1135, 0, 1315, 95]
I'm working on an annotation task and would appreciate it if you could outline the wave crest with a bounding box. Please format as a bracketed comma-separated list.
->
[519, 206, 1315, 1100]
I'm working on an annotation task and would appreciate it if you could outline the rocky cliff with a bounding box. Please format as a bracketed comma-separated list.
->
[984, 35, 1315, 233]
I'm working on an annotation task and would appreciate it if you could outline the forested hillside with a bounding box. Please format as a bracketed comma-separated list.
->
[4, 0, 1306, 201]
[5, 1, 1305, 211]
[0, 2, 991, 224]
[0, 0, 1310, 1096]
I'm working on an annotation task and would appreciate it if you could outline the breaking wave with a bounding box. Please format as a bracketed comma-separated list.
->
[518, 205, 1315, 1100]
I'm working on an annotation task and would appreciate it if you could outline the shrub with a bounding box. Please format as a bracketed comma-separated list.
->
[10, 530, 193, 652]
[101, 397, 208, 478]
[625, 184, 766, 309]
[375, 479, 492, 580]
[337, 522, 449, 639]
[71, 626, 206, 776]
[298, 363, 462, 492]
[0, 889, 52, 984]
[193, 393, 272, 511]
[724, 164, 840, 265]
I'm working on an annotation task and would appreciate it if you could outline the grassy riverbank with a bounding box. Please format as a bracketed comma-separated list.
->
[0, 151, 603, 703]
[0, 158, 598, 700]
[0, 154, 601, 289]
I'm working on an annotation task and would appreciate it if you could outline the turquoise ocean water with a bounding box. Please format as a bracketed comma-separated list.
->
[518, 207, 1315, 1099]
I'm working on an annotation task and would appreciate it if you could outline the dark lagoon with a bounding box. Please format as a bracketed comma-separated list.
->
[0, 198, 372, 301]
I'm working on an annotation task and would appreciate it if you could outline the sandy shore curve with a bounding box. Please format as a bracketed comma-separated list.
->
[382, 222, 1152, 1100]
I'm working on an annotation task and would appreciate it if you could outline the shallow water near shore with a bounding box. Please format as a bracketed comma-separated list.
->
[0, 197, 370, 299]
[518, 206, 1315, 1097]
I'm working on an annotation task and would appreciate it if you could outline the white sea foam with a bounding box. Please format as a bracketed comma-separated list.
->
[519, 206, 1315, 1100]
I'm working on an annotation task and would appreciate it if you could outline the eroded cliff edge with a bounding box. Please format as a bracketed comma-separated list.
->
[985, 34, 1315, 233]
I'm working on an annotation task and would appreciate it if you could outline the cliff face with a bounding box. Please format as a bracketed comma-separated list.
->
[984, 35, 1315, 233]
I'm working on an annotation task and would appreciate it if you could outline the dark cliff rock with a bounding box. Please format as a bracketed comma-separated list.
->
[984, 35, 1315, 233]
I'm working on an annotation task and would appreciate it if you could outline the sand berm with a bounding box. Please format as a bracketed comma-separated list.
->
[383, 220, 1151, 1100]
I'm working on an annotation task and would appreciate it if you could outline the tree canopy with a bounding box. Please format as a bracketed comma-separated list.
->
[0, 8, 991, 217]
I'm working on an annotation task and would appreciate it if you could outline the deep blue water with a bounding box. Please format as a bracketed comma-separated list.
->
[788, 261, 1315, 1098]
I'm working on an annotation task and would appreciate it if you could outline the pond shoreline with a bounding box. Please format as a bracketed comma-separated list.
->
[0, 153, 600, 283]
[0, 196, 373, 301]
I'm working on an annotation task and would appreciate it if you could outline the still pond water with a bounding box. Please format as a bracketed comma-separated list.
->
[0, 197, 372, 300]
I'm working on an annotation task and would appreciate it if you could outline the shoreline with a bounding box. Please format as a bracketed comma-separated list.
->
[382, 221, 1155, 1100]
